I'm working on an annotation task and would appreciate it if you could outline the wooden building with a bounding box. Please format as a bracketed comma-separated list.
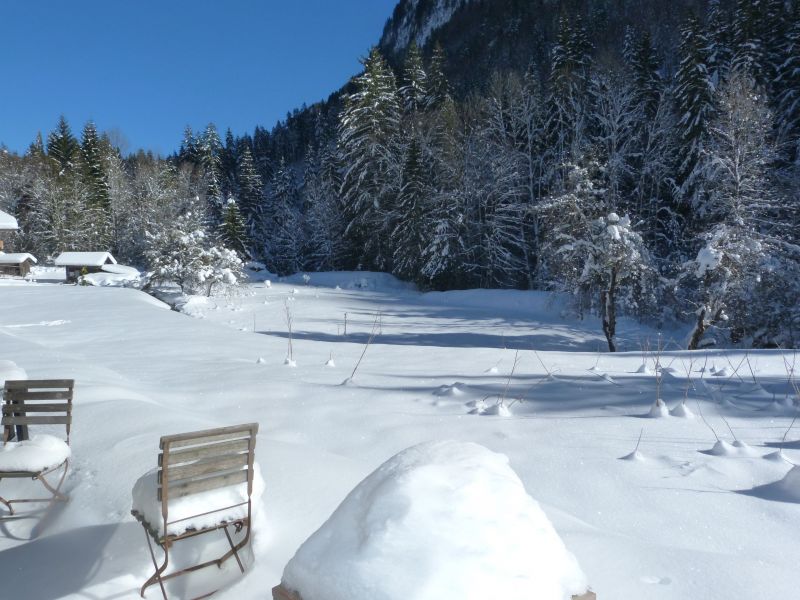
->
[0, 208, 18, 252]
[0, 253, 37, 277]
[54, 252, 117, 283]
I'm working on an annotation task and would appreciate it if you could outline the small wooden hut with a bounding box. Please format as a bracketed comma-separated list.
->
[0, 253, 37, 277]
[0, 209, 18, 252]
[54, 252, 117, 283]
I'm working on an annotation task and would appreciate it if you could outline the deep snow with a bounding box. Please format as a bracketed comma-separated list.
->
[0, 274, 798, 599]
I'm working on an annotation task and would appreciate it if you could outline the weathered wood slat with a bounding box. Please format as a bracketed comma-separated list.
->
[160, 454, 248, 484]
[161, 438, 251, 466]
[4, 379, 74, 390]
[5, 390, 73, 401]
[2, 403, 70, 413]
[162, 423, 258, 449]
[2, 415, 71, 425]
[160, 469, 248, 500]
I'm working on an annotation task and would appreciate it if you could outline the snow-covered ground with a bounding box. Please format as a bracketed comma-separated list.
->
[0, 274, 798, 599]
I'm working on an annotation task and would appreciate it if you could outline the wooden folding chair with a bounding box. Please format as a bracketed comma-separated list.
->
[131, 423, 259, 599]
[0, 379, 74, 519]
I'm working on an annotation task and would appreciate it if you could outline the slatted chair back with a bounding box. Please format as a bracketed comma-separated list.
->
[2, 379, 74, 444]
[157, 423, 258, 529]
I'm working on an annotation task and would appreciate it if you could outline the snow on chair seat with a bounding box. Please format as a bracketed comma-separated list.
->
[131, 423, 260, 600]
[0, 434, 71, 472]
[0, 379, 74, 522]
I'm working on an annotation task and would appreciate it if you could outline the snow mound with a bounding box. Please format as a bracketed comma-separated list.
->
[131, 463, 264, 536]
[0, 359, 27, 382]
[281, 441, 587, 600]
[703, 440, 758, 457]
[745, 466, 800, 504]
[712, 367, 731, 377]
[0, 434, 71, 472]
[81, 264, 140, 287]
[481, 401, 513, 417]
[669, 402, 694, 418]
[763, 450, 791, 463]
[635, 363, 652, 374]
[647, 400, 669, 418]
[434, 382, 468, 397]
[619, 449, 646, 462]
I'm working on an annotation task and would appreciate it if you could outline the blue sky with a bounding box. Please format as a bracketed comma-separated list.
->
[0, 0, 398, 155]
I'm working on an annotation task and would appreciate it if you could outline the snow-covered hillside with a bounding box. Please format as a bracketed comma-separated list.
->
[0, 277, 798, 599]
[381, 0, 472, 53]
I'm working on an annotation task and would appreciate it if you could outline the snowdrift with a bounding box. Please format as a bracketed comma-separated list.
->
[280, 440, 587, 600]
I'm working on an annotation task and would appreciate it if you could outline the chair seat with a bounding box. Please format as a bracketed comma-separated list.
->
[0, 434, 71, 473]
[131, 462, 264, 538]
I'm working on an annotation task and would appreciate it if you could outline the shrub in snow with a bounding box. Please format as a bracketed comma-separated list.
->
[539, 170, 656, 352]
[144, 211, 245, 296]
[280, 440, 587, 600]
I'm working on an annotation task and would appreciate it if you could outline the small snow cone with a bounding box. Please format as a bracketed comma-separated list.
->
[277, 441, 589, 600]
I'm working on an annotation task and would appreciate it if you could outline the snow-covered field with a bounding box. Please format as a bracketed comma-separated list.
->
[0, 274, 798, 599]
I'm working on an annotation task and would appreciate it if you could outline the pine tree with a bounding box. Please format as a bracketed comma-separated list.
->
[80, 121, 111, 211]
[545, 16, 594, 190]
[338, 47, 402, 270]
[706, 0, 733, 87]
[392, 136, 430, 281]
[47, 115, 79, 175]
[775, 14, 800, 160]
[236, 146, 264, 238]
[27, 132, 45, 159]
[625, 30, 662, 119]
[303, 146, 345, 271]
[425, 43, 450, 109]
[263, 159, 303, 275]
[674, 17, 715, 202]
[400, 42, 428, 115]
[220, 197, 250, 258]
[198, 123, 225, 223]
[179, 126, 198, 164]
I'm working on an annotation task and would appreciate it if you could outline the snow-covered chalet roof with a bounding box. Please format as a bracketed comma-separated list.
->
[0, 253, 37, 265]
[0, 209, 18, 230]
[54, 252, 117, 267]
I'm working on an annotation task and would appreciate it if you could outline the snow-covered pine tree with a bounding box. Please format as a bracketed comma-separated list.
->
[674, 16, 715, 215]
[303, 145, 345, 271]
[544, 16, 593, 191]
[338, 47, 402, 270]
[425, 42, 451, 110]
[263, 159, 303, 275]
[47, 115, 79, 176]
[197, 123, 225, 225]
[775, 13, 800, 162]
[392, 135, 430, 282]
[179, 126, 199, 164]
[80, 121, 111, 212]
[400, 41, 428, 115]
[706, 0, 733, 87]
[220, 197, 249, 259]
[235, 145, 264, 241]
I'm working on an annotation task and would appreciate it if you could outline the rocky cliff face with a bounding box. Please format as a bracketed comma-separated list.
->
[380, 0, 473, 53]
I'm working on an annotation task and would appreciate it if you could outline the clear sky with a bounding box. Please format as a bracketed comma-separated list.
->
[0, 0, 398, 156]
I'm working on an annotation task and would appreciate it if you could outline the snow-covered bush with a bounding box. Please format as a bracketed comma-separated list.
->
[539, 168, 657, 352]
[144, 211, 244, 296]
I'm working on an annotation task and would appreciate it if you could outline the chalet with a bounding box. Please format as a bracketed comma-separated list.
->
[54, 251, 117, 283]
[0, 253, 37, 277]
[0, 208, 18, 252]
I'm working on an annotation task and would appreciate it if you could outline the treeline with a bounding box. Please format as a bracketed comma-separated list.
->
[0, 0, 798, 348]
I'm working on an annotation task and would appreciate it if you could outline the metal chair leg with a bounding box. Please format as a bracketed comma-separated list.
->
[141, 526, 170, 600]
[223, 524, 246, 573]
